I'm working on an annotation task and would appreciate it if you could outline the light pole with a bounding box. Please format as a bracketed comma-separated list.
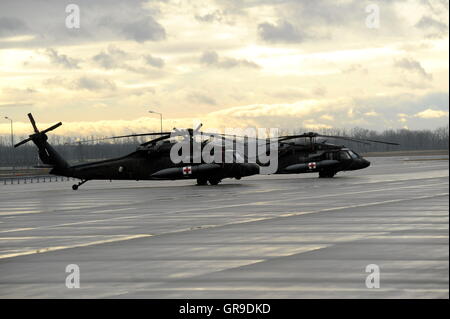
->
[148, 110, 163, 133]
[4, 116, 14, 174]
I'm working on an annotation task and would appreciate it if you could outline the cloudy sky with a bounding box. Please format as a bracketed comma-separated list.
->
[0, 0, 448, 137]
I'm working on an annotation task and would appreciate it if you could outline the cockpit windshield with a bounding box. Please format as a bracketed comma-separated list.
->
[339, 151, 351, 160]
[348, 150, 360, 159]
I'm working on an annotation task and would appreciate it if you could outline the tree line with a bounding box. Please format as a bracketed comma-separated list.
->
[0, 126, 448, 167]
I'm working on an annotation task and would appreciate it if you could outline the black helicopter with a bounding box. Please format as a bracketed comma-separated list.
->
[14, 113, 260, 189]
[248, 132, 399, 178]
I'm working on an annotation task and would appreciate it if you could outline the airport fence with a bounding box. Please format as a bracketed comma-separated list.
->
[1, 175, 78, 185]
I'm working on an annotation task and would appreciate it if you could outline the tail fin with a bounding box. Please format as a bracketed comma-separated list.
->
[15, 113, 69, 171]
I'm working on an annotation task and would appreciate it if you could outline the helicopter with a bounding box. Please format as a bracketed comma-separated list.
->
[242, 132, 399, 178]
[14, 113, 260, 189]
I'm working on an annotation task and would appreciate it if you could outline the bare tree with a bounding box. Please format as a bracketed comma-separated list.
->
[0, 126, 448, 167]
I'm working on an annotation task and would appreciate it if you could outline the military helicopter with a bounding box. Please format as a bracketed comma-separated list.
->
[14, 113, 260, 189]
[234, 131, 399, 178]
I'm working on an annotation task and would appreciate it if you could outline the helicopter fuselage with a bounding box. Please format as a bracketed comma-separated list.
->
[51, 141, 260, 183]
[273, 142, 370, 177]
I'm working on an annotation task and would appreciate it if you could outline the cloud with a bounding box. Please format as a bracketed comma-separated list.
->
[285, 0, 368, 25]
[200, 50, 219, 64]
[91, 46, 165, 75]
[0, 102, 33, 108]
[144, 55, 165, 68]
[394, 57, 433, 80]
[188, 92, 217, 105]
[249, 0, 414, 45]
[257, 20, 305, 43]
[72, 76, 116, 91]
[0, 0, 448, 135]
[117, 17, 166, 42]
[303, 119, 332, 130]
[270, 88, 309, 100]
[414, 108, 449, 119]
[0, 17, 29, 37]
[312, 87, 327, 97]
[200, 50, 260, 69]
[202, 99, 360, 129]
[342, 64, 368, 75]
[386, 79, 432, 90]
[415, 15, 448, 32]
[210, 99, 337, 118]
[0, 0, 166, 47]
[93, 52, 117, 69]
[201, 91, 450, 130]
[92, 45, 127, 69]
[0, 117, 166, 137]
[415, 15, 449, 38]
[195, 10, 224, 23]
[320, 114, 334, 121]
[44, 48, 80, 69]
[2, 91, 449, 136]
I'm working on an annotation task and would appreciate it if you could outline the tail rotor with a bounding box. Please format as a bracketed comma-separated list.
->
[14, 113, 62, 148]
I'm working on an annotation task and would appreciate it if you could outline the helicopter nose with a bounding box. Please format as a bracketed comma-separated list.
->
[242, 163, 260, 176]
[361, 159, 370, 169]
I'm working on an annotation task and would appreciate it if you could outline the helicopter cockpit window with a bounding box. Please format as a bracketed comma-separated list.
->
[339, 151, 351, 160]
[347, 150, 359, 159]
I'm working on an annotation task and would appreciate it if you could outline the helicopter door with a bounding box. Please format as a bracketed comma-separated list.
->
[325, 152, 338, 160]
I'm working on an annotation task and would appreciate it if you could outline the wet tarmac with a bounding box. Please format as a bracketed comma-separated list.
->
[0, 156, 448, 298]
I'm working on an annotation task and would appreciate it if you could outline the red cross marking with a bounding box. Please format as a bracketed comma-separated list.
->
[308, 162, 317, 170]
[182, 166, 192, 175]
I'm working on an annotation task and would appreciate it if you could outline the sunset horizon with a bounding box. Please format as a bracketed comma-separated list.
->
[0, 0, 448, 136]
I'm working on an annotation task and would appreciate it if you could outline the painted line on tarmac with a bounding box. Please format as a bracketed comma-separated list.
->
[0, 234, 152, 259]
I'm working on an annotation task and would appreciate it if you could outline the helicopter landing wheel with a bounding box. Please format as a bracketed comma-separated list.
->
[196, 177, 208, 186]
[319, 171, 336, 178]
[208, 177, 221, 185]
[72, 179, 88, 190]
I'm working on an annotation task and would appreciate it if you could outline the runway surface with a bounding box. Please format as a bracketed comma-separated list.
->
[0, 156, 448, 298]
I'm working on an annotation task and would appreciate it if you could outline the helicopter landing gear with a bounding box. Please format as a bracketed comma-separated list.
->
[208, 177, 221, 185]
[319, 171, 336, 178]
[72, 179, 88, 190]
[196, 177, 208, 186]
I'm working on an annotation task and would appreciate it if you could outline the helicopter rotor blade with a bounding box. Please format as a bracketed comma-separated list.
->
[200, 132, 279, 144]
[14, 137, 32, 148]
[40, 122, 62, 135]
[167, 129, 399, 147]
[318, 135, 371, 145]
[27, 113, 39, 133]
[65, 132, 172, 144]
[319, 135, 399, 145]
[278, 133, 315, 142]
[111, 132, 172, 139]
[356, 138, 400, 146]
[193, 123, 203, 133]
[140, 134, 172, 146]
[277, 133, 399, 146]
[172, 128, 182, 135]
